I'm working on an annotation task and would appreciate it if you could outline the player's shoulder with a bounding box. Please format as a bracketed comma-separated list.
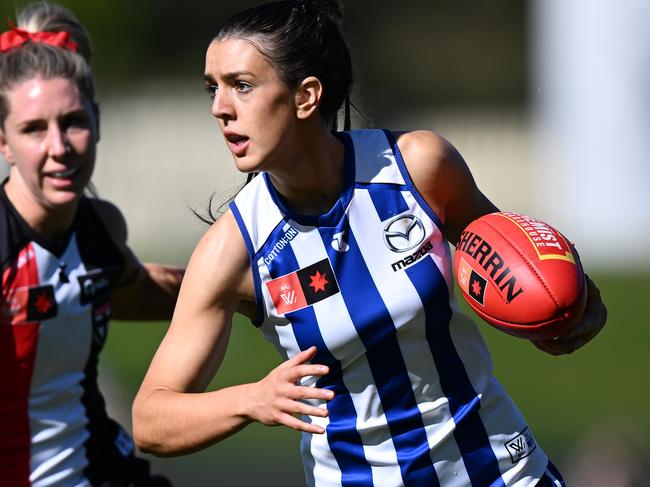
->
[87, 198, 128, 247]
[395, 129, 454, 163]
[193, 209, 248, 268]
[186, 209, 252, 301]
[394, 129, 466, 189]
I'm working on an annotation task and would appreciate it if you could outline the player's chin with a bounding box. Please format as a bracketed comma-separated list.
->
[232, 154, 262, 174]
[44, 187, 85, 209]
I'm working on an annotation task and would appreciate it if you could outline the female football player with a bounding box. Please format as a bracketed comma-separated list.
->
[133, 1, 607, 485]
[0, 2, 182, 485]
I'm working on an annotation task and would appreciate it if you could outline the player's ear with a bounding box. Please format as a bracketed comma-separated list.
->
[295, 76, 323, 120]
[0, 127, 16, 166]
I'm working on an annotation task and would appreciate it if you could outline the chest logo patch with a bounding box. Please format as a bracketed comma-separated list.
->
[505, 427, 537, 464]
[27, 285, 58, 321]
[331, 231, 350, 252]
[78, 270, 112, 305]
[266, 258, 340, 315]
[383, 214, 425, 253]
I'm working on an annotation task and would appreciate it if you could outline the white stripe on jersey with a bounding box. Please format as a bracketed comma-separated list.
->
[30, 237, 93, 486]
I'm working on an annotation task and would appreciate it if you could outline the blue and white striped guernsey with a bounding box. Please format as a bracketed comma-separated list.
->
[229, 129, 560, 487]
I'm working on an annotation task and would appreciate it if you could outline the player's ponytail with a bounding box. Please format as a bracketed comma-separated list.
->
[214, 0, 353, 132]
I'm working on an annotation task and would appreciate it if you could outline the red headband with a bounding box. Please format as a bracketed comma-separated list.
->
[0, 26, 78, 53]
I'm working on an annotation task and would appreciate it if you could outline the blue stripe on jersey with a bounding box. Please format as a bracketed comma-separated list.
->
[229, 202, 264, 326]
[319, 224, 441, 487]
[405, 256, 504, 487]
[264, 244, 373, 487]
[382, 130, 445, 231]
[365, 184, 410, 222]
[546, 460, 566, 486]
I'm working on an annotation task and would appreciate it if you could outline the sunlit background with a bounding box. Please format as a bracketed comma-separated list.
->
[1, 0, 648, 485]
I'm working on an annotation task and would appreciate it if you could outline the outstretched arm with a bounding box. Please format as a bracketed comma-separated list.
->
[90, 198, 184, 320]
[396, 130, 607, 355]
[132, 211, 334, 456]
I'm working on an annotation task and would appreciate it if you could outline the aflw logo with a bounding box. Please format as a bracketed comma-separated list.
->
[280, 285, 297, 306]
[505, 427, 537, 464]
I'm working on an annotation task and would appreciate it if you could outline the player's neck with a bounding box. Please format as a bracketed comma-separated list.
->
[5, 180, 77, 240]
[268, 129, 345, 215]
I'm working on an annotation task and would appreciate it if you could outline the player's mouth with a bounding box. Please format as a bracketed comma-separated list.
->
[224, 132, 250, 157]
[45, 167, 80, 187]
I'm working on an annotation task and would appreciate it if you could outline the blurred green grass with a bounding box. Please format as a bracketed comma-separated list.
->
[103, 271, 649, 485]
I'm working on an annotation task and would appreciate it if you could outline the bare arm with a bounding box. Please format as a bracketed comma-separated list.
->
[396, 130, 498, 244]
[90, 199, 184, 320]
[132, 211, 334, 456]
[396, 130, 606, 354]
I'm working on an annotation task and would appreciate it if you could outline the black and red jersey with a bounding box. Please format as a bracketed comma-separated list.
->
[0, 180, 152, 486]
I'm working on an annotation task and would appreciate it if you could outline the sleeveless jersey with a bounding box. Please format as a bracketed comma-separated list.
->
[0, 181, 135, 487]
[230, 129, 559, 487]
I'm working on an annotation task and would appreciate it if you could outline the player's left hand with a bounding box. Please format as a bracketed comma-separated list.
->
[531, 275, 607, 355]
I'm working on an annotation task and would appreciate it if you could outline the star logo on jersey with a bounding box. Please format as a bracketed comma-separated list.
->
[266, 258, 340, 315]
[34, 293, 53, 314]
[309, 271, 329, 293]
[27, 285, 58, 321]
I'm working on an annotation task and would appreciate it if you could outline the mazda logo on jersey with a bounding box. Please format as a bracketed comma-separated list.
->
[266, 258, 340, 315]
[383, 214, 425, 252]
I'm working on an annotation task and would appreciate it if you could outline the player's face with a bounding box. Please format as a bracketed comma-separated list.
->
[0, 76, 97, 212]
[204, 38, 299, 173]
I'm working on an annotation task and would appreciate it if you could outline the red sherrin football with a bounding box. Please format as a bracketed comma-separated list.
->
[453, 212, 587, 340]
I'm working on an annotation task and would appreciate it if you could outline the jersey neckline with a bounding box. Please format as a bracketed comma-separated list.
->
[262, 132, 356, 228]
[0, 177, 79, 258]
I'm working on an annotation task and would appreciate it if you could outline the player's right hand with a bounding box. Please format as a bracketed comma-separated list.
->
[245, 346, 334, 434]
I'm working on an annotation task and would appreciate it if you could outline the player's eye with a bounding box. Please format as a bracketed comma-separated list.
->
[62, 113, 90, 131]
[204, 84, 218, 100]
[235, 81, 252, 94]
[21, 121, 47, 134]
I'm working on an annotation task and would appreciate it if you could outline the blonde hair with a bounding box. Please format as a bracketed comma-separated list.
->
[0, 2, 95, 126]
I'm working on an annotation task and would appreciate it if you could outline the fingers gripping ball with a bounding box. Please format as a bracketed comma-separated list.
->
[453, 212, 587, 340]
